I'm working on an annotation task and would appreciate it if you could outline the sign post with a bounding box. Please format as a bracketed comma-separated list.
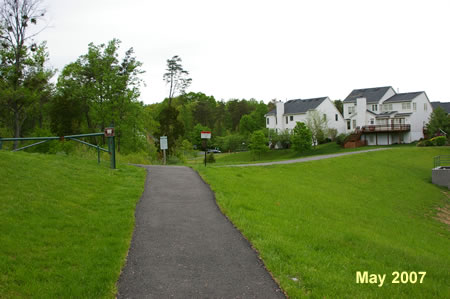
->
[160, 136, 168, 165]
[104, 127, 116, 169]
[201, 131, 211, 166]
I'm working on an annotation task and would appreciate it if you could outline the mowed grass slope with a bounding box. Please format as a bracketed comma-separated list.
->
[197, 147, 450, 298]
[0, 151, 146, 298]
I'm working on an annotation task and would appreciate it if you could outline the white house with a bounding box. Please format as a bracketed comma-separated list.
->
[265, 97, 346, 134]
[343, 86, 433, 145]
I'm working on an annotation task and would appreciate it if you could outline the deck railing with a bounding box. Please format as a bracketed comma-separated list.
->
[358, 124, 411, 132]
[434, 155, 450, 168]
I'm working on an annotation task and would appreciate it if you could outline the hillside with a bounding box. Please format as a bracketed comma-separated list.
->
[0, 152, 146, 298]
[196, 147, 450, 298]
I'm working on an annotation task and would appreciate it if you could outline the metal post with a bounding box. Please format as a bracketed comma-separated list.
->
[202, 139, 207, 167]
[163, 149, 166, 165]
[0, 139, 2, 150]
[97, 145, 100, 164]
[109, 135, 116, 169]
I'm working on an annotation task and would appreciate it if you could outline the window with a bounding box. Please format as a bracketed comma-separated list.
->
[348, 106, 355, 114]
[424, 103, 428, 111]
[347, 120, 351, 130]
[323, 114, 327, 120]
[286, 116, 288, 124]
[371, 104, 378, 111]
[352, 119, 356, 129]
[370, 118, 374, 125]
[382, 103, 393, 111]
[290, 115, 293, 121]
[413, 102, 417, 111]
[402, 102, 411, 110]
[335, 114, 338, 121]
[267, 118, 269, 125]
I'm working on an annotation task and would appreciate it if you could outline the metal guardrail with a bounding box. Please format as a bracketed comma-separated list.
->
[0, 129, 116, 169]
[434, 155, 450, 168]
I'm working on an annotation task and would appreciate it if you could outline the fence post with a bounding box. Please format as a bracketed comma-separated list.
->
[108, 135, 116, 169]
[97, 145, 100, 164]
[0, 138, 2, 150]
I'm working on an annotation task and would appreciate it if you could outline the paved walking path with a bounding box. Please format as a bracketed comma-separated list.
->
[117, 166, 284, 298]
[225, 148, 391, 167]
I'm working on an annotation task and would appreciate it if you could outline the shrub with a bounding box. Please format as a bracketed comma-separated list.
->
[291, 122, 312, 152]
[205, 153, 215, 163]
[431, 136, 447, 146]
[424, 139, 433, 146]
[335, 133, 348, 146]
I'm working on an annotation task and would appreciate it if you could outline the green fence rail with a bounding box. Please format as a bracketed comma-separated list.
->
[0, 129, 116, 169]
[434, 155, 450, 168]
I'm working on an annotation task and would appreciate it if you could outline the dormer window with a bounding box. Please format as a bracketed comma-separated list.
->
[371, 104, 378, 111]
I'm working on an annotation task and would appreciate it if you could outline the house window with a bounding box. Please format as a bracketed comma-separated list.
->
[382, 103, 393, 111]
[290, 115, 293, 121]
[335, 114, 338, 121]
[348, 106, 355, 114]
[347, 120, 351, 130]
[286, 116, 288, 124]
[352, 119, 356, 129]
[267, 118, 269, 125]
[370, 118, 374, 125]
[413, 102, 417, 111]
[424, 103, 428, 111]
[402, 102, 411, 110]
[323, 114, 327, 120]
[371, 104, 378, 111]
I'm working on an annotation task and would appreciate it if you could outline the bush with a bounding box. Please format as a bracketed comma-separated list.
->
[205, 153, 215, 163]
[291, 122, 312, 153]
[335, 133, 348, 146]
[424, 139, 433, 146]
[430, 136, 447, 146]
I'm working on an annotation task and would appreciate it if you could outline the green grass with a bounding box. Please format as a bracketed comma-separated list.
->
[196, 146, 450, 298]
[187, 142, 407, 166]
[0, 151, 146, 298]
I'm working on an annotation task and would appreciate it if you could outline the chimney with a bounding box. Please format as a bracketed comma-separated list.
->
[276, 101, 285, 130]
[356, 97, 367, 128]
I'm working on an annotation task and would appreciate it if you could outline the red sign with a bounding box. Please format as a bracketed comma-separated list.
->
[201, 131, 211, 139]
[104, 127, 115, 137]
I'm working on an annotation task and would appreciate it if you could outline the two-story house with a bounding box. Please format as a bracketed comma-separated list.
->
[265, 97, 346, 135]
[343, 86, 433, 145]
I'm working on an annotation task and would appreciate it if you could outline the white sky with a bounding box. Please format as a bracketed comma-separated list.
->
[38, 0, 450, 104]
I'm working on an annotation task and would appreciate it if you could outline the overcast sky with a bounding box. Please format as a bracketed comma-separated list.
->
[38, 0, 450, 104]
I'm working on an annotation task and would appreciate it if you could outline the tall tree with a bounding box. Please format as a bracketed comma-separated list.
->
[291, 122, 312, 152]
[0, 0, 49, 148]
[426, 107, 449, 136]
[163, 55, 191, 105]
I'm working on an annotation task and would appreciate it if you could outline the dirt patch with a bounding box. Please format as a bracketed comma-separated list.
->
[435, 191, 450, 228]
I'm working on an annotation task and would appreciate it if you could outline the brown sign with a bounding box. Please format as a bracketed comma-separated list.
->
[104, 127, 115, 137]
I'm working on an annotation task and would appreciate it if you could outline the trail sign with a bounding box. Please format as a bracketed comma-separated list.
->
[104, 127, 115, 137]
[201, 131, 211, 139]
[160, 136, 168, 150]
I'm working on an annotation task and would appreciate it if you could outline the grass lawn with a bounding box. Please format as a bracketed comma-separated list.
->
[196, 146, 450, 298]
[186, 142, 402, 166]
[0, 151, 146, 298]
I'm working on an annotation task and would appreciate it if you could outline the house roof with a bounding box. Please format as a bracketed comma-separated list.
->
[343, 86, 392, 104]
[266, 97, 327, 115]
[375, 111, 398, 118]
[383, 92, 423, 103]
[431, 101, 450, 114]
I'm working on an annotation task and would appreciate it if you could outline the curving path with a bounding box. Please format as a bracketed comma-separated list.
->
[224, 148, 391, 167]
[117, 165, 284, 298]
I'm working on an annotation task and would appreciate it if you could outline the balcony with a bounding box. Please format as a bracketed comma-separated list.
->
[357, 124, 411, 133]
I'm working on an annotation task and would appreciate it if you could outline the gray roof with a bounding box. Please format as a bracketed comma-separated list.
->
[376, 111, 398, 118]
[431, 102, 450, 114]
[383, 92, 423, 103]
[266, 97, 327, 115]
[343, 86, 392, 103]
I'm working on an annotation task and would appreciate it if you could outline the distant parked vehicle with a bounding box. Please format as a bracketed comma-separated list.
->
[207, 148, 221, 153]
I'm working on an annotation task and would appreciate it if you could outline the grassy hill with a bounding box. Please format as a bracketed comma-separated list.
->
[196, 146, 450, 298]
[0, 151, 146, 298]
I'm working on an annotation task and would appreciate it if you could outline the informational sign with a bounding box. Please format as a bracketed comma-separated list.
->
[104, 127, 115, 137]
[201, 131, 211, 139]
[160, 136, 168, 150]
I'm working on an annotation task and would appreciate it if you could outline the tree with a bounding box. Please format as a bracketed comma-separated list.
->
[426, 107, 449, 136]
[334, 100, 343, 115]
[249, 130, 268, 159]
[291, 122, 312, 152]
[0, 0, 50, 148]
[239, 114, 258, 135]
[306, 110, 329, 147]
[163, 55, 191, 104]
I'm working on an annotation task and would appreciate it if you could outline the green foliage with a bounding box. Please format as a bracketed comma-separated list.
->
[335, 133, 349, 146]
[333, 99, 343, 114]
[215, 134, 247, 152]
[306, 110, 329, 146]
[249, 130, 268, 159]
[163, 55, 192, 101]
[270, 129, 291, 149]
[206, 153, 216, 163]
[290, 122, 312, 152]
[239, 114, 258, 135]
[426, 107, 449, 136]
[430, 136, 447, 146]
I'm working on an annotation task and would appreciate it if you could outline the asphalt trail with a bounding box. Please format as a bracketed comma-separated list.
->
[117, 165, 284, 298]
